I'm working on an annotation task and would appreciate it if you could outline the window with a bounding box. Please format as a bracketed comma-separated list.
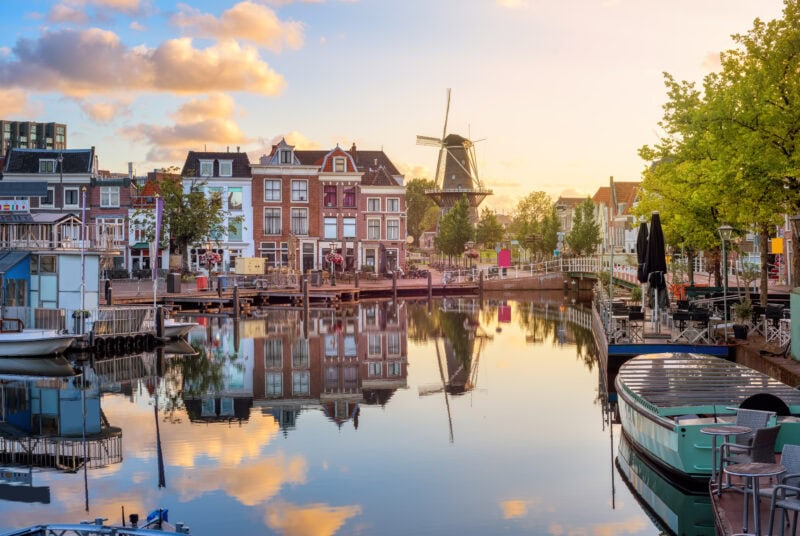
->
[325, 335, 338, 357]
[228, 219, 243, 241]
[228, 187, 242, 210]
[264, 179, 281, 201]
[368, 334, 381, 356]
[280, 150, 293, 164]
[263, 208, 281, 235]
[40, 187, 54, 208]
[97, 218, 125, 242]
[291, 208, 308, 235]
[387, 333, 401, 356]
[207, 186, 223, 202]
[291, 180, 307, 202]
[387, 198, 400, 212]
[343, 187, 356, 208]
[367, 218, 380, 240]
[260, 242, 288, 267]
[387, 219, 400, 240]
[64, 188, 79, 208]
[367, 198, 380, 212]
[265, 339, 283, 368]
[343, 217, 356, 238]
[266, 373, 282, 396]
[292, 371, 310, 395]
[324, 217, 337, 239]
[39, 255, 57, 274]
[324, 185, 337, 207]
[219, 160, 233, 177]
[368, 362, 382, 377]
[100, 187, 120, 208]
[387, 361, 402, 377]
[333, 157, 346, 173]
[292, 338, 309, 366]
[4, 279, 26, 307]
[199, 160, 213, 177]
[365, 249, 376, 267]
[344, 335, 356, 357]
[39, 159, 56, 173]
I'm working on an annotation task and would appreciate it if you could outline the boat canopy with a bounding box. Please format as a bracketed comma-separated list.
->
[616, 353, 800, 417]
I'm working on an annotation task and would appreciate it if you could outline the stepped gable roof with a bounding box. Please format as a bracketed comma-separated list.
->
[181, 151, 251, 177]
[3, 148, 94, 174]
[362, 166, 398, 187]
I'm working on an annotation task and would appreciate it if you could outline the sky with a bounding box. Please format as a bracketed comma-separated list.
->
[0, 0, 788, 212]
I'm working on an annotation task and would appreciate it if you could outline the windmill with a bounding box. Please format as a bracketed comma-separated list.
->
[416, 89, 492, 221]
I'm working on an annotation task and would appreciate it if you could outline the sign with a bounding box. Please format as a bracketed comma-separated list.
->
[554, 250, 560, 257]
[771, 237, 784, 254]
[497, 248, 511, 268]
[498, 305, 511, 323]
[0, 200, 29, 212]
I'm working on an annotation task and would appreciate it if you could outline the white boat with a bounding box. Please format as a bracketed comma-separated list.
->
[615, 352, 800, 479]
[163, 319, 198, 339]
[0, 356, 77, 377]
[0, 320, 77, 357]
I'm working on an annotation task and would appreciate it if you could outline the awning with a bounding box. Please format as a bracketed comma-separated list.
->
[131, 242, 150, 250]
[0, 182, 48, 197]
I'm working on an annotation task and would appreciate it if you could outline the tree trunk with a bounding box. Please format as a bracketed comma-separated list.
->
[687, 248, 695, 287]
[794, 226, 800, 289]
[714, 250, 721, 288]
[759, 226, 769, 307]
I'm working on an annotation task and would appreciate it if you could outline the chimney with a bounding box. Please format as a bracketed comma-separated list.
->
[236, 146, 240, 153]
[227, 146, 230, 152]
[373, 158, 378, 166]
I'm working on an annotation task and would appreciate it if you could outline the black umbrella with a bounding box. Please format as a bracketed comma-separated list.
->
[636, 222, 649, 284]
[644, 212, 668, 324]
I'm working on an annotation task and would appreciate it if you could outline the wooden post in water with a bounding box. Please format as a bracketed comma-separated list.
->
[303, 275, 309, 338]
[155, 306, 164, 339]
[428, 271, 433, 302]
[479, 271, 484, 304]
[354, 271, 360, 289]
[392, 271, 397, 301]
[233, 283, 240, 319]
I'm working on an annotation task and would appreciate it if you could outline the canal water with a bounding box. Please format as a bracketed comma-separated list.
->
[0, 296, 686, 535]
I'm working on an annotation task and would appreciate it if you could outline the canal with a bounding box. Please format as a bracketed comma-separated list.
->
[0, 296, 688, 535]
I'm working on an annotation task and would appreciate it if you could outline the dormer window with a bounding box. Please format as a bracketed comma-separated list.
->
[199, 160, 213, 177]
[39, 159, 56, 173]
[280, 150, 293, 164]
[333, 157, 346, 173]
[219, 160, 233, 177]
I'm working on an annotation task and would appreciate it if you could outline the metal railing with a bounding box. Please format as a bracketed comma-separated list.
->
[1, 306, 155, 336]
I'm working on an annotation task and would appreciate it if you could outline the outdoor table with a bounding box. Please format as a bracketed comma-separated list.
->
[701, 425, 752, 494]
[724, 462, 785, 535]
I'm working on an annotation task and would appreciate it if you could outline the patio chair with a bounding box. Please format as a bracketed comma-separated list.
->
[720, 424, 781, 492]
[764, 444, 800, 536]
[718, 409, 775, 488]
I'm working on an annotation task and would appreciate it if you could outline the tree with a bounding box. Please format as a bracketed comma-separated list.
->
[405, 178, 437, 242]
[136, 174, 241, 272]
[510, 192, 553, 261]
[566, 198, 601, 255]
[435, 197, 474, 261]
[475, 207, 505, 248]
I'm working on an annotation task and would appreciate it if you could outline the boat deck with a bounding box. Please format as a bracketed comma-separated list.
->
[711, 470, 788, 536]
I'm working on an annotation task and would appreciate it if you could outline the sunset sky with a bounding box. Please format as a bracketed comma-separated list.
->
[0, 0, 787, 211]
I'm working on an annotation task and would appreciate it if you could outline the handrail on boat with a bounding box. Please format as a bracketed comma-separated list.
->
[0, 317, 24, 333]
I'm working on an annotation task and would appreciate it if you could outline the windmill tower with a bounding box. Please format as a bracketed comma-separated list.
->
[417, 89, 492, 221]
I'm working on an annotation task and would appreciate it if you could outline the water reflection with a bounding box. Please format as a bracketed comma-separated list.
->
[0, 297, 671, 535]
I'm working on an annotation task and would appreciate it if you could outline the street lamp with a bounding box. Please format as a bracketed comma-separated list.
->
[788, 214, 800, 288]
[330, 243, 338, 287]
[718, 223, 734, 342]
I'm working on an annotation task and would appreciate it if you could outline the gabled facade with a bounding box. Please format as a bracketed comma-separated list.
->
[592, 176, 641, 255]
[251, 140, 406, 274]
[181, 150, 253, 271]
[554, 196, 585, 237]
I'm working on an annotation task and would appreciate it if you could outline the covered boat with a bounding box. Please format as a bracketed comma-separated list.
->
[615, 353, 800, 479]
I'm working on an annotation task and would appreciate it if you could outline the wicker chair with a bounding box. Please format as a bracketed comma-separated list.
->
[765, 444, 800, 536]
[719, 410, 777, 488]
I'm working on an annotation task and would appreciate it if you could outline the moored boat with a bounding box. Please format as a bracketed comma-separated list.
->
[0, 508, 190, 535]
[0, 356, 77, 378]
[615, 352, 800, 479]
[163, 319, 198, 340]
[0, 319, 77, 357]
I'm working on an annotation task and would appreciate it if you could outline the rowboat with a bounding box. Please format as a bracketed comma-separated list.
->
[163, 319, 198, 340]
[0, 356, 77, 378]
[1, 508, 190, 535]
[0, 318, 77, 357]
[615, 352, 800, 479]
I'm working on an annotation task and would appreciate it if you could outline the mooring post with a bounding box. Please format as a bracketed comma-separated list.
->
[105, 279, 113, 305]
[156, 305, 164, 339]
[354, 271, 360, 289]
[233, 283, 240, 319]
[217, 275, 223, 298]
[427, 271, 433, 302]
[303, 274, 309, 337]
[479, 270, 484, 303]
[392, 271, 397, 301]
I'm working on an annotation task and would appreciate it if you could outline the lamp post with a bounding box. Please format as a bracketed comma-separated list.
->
[718, 224, 734, 342]
[58, 152, 64, 213]
[330, 243, 337, 287]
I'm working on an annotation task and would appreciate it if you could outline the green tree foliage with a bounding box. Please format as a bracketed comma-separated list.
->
[435, 197, 474, 259]
[566, 198, 601, 255]
[405, 178, 437, 241]
[510, 191, 553, 260]
[475, 207, 505, 248]
[420, 206, 441, 236]
[637, 1, 800, 293]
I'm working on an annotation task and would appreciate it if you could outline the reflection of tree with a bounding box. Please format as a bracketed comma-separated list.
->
[161, 342, 230, 423]
[407, 304, 438, 342]
[437, 311, 474, 369]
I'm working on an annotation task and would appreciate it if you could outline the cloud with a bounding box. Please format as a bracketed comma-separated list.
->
[70, 0, 143, 15]
[500, 499, 529, 519]
[272, 131, 322, 149]
[0, 29, 285, 97]
[79, 99, 131, 123]
[497, 0, 528, 8]
[396, 162, 430, 181]
[47, 4, 90, 24]
[0, 89, 41, 117]
[702, 51, 722, 71]
[121, 94, 250, 163]
[130, 21, 146, 31]
[264, 501, 362, 536]
[171, 1, 304, 52]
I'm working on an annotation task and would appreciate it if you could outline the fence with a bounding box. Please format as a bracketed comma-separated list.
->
[1, 306, 155, 336]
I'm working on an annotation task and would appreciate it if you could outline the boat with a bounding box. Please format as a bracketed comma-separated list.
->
[0, 319, 77, 357]
[615, 352, 800, 479]
[0, 356, 77, 378]
[617, 430, 715, 535]
[1, 508, 191, 535]
[163, 319, 198, 340]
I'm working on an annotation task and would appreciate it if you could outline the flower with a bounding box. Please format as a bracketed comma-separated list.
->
[326, 252, 344, 265]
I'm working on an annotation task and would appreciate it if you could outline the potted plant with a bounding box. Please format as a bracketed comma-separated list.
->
[731, 298, 752, 340]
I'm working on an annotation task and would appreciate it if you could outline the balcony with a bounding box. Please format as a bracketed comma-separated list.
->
[0, 213, 122, 253]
